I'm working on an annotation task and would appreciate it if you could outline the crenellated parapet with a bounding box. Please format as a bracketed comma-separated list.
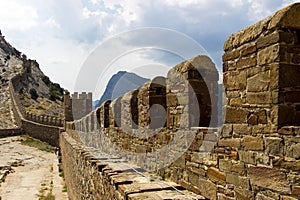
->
[64, 91, 93, 124]
[121, 89, 139, 131]
[67, 55, 219, 133]
[63, 3, 300, 200]
[167, 56, 219, 128]
[24, 111, 64, 127]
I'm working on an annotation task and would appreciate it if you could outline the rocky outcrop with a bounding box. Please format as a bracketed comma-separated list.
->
[0, 31, 65, 129]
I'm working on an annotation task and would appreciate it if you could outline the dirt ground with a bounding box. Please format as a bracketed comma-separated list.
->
[0, 136, 68, 200]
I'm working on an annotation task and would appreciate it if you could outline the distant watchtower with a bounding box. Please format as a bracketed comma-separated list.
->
[64, 92, 93, 121]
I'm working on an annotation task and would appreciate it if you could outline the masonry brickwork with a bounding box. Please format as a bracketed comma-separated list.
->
[0, 2, 299, 200]
[62, 3, 300, 200]
[68, 92, 93, 120]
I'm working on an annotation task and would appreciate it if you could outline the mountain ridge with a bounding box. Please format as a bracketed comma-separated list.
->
[95, 71, 149, 108]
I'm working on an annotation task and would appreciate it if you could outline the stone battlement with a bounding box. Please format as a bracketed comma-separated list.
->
[64, 92, 93, 121]
[63, 3, 300, 200]
[0, 3, 299, 200]
[24, 112, 63, 127]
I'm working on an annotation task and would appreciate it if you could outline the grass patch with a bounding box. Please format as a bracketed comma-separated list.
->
[36, 106, 46, 110]
[38, 191, 55, 200]
[19, 135, 55, 153]
[24, 103, 31, 107]
[62, 184, 67, 193]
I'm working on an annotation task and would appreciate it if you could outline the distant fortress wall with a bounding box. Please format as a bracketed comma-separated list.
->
[62, 3, 300, 200]
[8, 62, 64, 147]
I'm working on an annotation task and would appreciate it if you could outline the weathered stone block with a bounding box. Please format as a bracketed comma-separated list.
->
[223, 71, 247, 91]
[229, 98, 243, 106]
[242, 136, 264, 151]
[217, 193, 234, 200]
[207, 167, 226, 184]
[222, 124, 233, 138]
[246, 92, 272, 104]
[274, 159, 300, 171]
[257, 32, 280, 49]
[234, 188, 254, 200]
[219, 159, 245, 176]
[237, 56, 257, 69]
[222, 50, 240, 62]
[292, 186, 300, 196]
[256, 193, 276, 200]
[257, 44, 280, 65]
[241, 44, 257, 56]
[248, 114, 258, 125]
[270, 63, 279, 90]
[225, 108, 249, 123]
[249, 166, 290, 194]
[286, 143, 300, 159]
[233, 124, 252, 136]
[231, 162, 246, 176]
[280, 196, 298, 200]
[198, 178, 217, 200]
[239, 150, 257, 165]
[218, 138, 241, 148]
[256, 110, 268, 124]
[265, 137, 283, 156]
[247, 70, 270, 92]
[218, 159, 231, 172]
[188, 171, 200, 186]
[278, 126, 294, 135]
[226, 173, 249, 189]
[190, 167, 206, 177]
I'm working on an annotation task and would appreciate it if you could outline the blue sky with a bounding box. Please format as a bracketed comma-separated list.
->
[0, 0, 299, 98]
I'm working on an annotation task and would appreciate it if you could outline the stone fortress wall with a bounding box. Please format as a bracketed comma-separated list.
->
[8, 62, 64, 147]
[63, 3, 300, 200]
[9, 62, 65, 127]
[0, 3, 299, 200]
[64, 91, 93, 121]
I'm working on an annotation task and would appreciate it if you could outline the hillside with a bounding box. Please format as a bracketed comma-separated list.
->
[95, 71, 149, 108]
[0, 31, 65, 129]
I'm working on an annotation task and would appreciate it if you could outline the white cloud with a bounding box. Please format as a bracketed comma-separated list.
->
[1, 0, 299, 96]
[89, 0, 100, 5]
[46, 17, 60, 29]
[82, 7, 101, 19]
[282, 0, 300, 6]
[0, 1, 38, 31]
[247, 0, 272, 21]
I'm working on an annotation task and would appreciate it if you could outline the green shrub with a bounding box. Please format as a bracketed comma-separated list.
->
[41, 76, 51, 86]
[42, 76, 64, 101]
[29, 88, 38, 100]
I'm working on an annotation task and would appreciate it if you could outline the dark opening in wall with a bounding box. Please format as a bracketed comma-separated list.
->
[96, 108, 101, 127]
[104, 106, 110, 128]
[131, 91, 139, 129]
[113, 98, 121, 128]
[149, 78, 167, 130]
[296, 30, 300, 45]
[156, 87, 162, 95]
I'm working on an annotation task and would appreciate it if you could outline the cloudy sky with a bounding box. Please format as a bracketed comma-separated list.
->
[0, 0, 299, 98]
